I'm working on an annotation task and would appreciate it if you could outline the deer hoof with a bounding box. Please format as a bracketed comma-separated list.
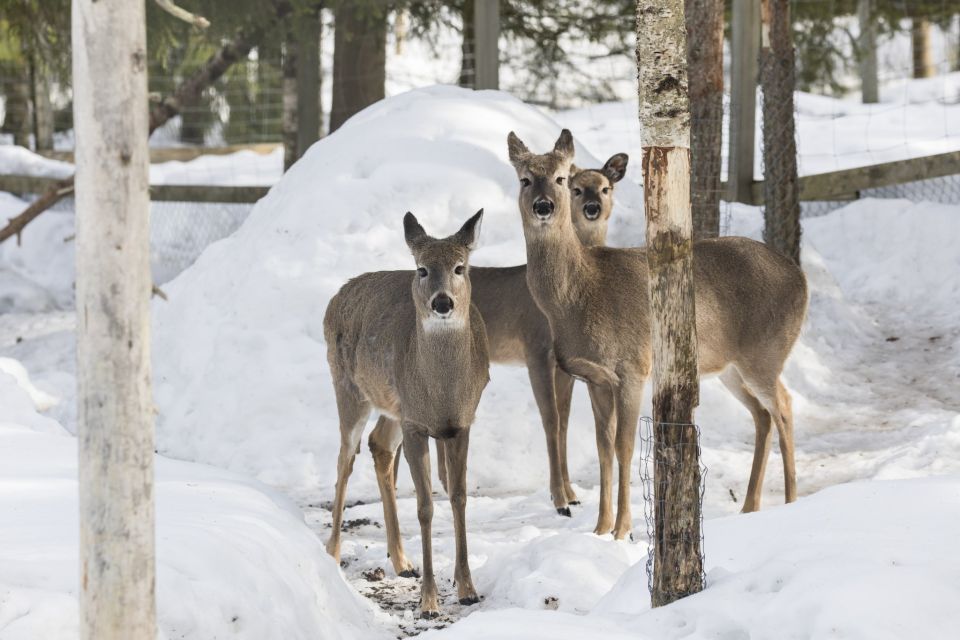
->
[556, 506, 572, 517]
[420, 609, 440, 620]
[459, 595, 480, 606]
[399, 568, 420, 578]
[568, 500, 581, 506]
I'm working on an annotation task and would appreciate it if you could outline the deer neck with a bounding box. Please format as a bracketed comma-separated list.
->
[524, 211, 590, 316]
[412, 311, 478, 381]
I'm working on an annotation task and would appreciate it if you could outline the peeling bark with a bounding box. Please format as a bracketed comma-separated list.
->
[637, 0, 704, 608]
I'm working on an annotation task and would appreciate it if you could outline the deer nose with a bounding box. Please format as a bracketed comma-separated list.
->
[583, 202, 601, 219]
[431, 293, 454, 315]
[533, 199, 554, 217]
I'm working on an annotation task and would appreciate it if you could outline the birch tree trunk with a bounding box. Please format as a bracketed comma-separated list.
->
[760, 0, 801, 264]
[685, 0, 724, 239]
[636, 0, 703, 608]
[73, 1, 155, 638]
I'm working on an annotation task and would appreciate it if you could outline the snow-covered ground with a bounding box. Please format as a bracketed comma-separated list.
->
[0, 80, 958, 638]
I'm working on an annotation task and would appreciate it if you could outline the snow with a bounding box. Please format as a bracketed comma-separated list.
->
[0, 76, 959, 638]
[0, 355, 385, 640]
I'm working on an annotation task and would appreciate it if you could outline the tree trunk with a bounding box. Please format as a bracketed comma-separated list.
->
[296, 5, 322, 150]
[760, 0, 801, 264]
[73, 1, 155, 638]
[30, 57, 55, 151]
[459, 0, 475, 88]
[858, 0, 878, 104]
[685, 0, 724, 239]
[5, 64, 32, 148]
[330, 2, 386, 132]
[726, 0, 760, 204]
[473, 0, 499, 90]
[636, 0, 703, 608]
[911, 18, 934, 79]
[283, 25, 299, 170]
[179, 92, 207, 144]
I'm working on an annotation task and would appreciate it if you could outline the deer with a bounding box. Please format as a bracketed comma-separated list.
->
[506, 129, 808, 540]
[323, 210, 489, 618]
[384, 153, 632, 520]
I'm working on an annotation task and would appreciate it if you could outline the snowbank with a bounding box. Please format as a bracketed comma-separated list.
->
[0, 359, 384, 640]
[151, 86, 645, 495]
[426, 476, 960, 640]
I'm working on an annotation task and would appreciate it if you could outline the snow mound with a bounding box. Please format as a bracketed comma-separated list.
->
[0, 355, 384, 640]
[152, 86, 644, 494]
[427, 477, 960, 640]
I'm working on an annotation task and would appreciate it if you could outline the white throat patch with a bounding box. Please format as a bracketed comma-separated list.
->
[421, 315, 466, 333]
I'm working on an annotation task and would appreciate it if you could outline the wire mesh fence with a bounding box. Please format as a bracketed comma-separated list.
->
[639, 416, 708, 601]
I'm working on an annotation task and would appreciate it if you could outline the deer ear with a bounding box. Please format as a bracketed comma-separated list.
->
[553, 129, 575, 160]
[454, 209, 484, 250]
[507, 132, 530, 167]
[403, 212, 427, 250]
[602, 153, 629, 183]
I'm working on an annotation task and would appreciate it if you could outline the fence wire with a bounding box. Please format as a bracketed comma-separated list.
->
[639, 416, 708, 601]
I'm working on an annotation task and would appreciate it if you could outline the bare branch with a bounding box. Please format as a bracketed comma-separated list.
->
[153, 0, 210, 29]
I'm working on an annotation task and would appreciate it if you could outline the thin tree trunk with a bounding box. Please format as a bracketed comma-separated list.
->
[330, 2, 386, 132]
[760, 0, 801, 264]
[73, 1, 155, 638]
[296, 5, 322, 149]
[5, 64, 32, 148]
[459, 0, 475, 88]
[178, 92, 207, 144]
[282, 25, 299, 170]
[858, 0, 878, 104]
[30, 56, 55, 151]
[911, 18, 934, 79]
[685, 0, 724, 239]
[636, 0, 703, 608]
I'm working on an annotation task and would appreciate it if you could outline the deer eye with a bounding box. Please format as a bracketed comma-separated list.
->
[520, 178, 531, 187]
[573, 188, 582, 196]
[417, 267, 427, 278]
[602, 187, 610, 195]
[454, 265, 465, 275]
[556, 176, 565, 185]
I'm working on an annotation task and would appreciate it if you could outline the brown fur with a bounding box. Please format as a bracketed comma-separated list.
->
[569, 153, 628, 248]
[323, 211, 489, 616]
[508, 130, 808, 539]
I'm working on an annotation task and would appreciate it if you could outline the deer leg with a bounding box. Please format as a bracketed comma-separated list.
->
[444, 428, 479, 605]
[587, 382, 617, 535]
[555, 367, 579, 505]
[613, 381, 643, 541]
[775, 379, 797, 504]
[720, 368, 772, 513]
[369, 416, 417, 577]
[402, 427, 439, 618]
[526, 350, 568, 514]
[325, 393, 370, 563]
[435, 439, 450, 496]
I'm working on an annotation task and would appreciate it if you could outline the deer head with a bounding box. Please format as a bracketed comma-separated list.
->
[569, 153, 628, 247]
[506, 129, 576, 233]
[404, 210, 484, 332]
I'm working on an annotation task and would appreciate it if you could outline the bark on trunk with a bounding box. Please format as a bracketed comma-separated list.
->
[296, 6, 322, 149]
[685, 0, 724, 239]
[858, 0, 878, 104]
[73, 1, 155, 638]
[636, 0, 704, 608]
[760, 0, 801, 264]
[30, 57, 55, 151]
[459, 0, 475, 88]
[911, 18, 934, 79]
[4, 65, 32, 148]
[283, 25, 299, 171]
[330, 3, 386, 132]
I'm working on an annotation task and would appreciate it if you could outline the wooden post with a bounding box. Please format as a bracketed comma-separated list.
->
[474, 0, 499, 90]
[636, 0, 703, 608]
[727, 0, 759, 204]
[296, 5, 322, 149]
[282, 25, 299, 171]
[760, 0, 802, 264]
[911, 18, 935, 79]
[73, 0, 156, 638]
[686, 0, 724, 239]
[858, 0, 878, 104]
